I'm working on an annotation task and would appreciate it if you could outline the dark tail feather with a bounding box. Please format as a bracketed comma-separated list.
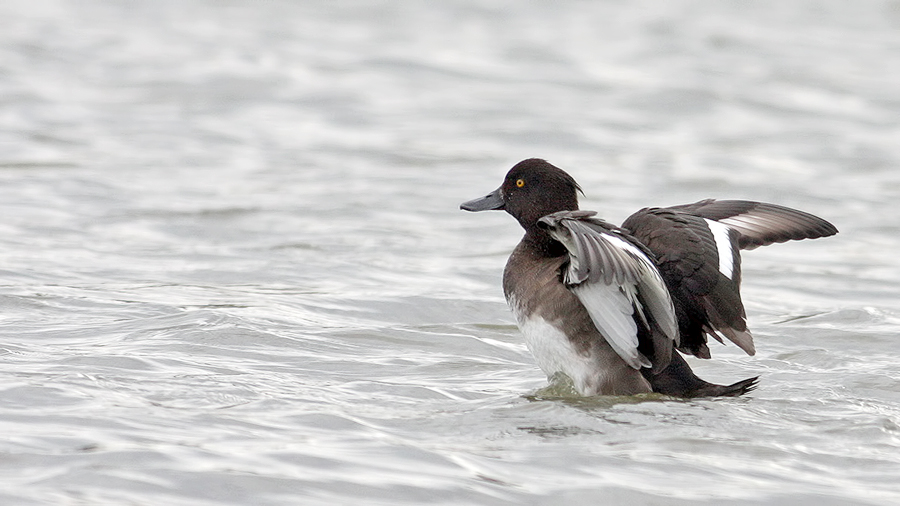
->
[643, 352, 759, 398]
[701, 376, 759, 397]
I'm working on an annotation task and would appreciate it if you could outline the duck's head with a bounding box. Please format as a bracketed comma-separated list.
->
[460, 158, 582, 230]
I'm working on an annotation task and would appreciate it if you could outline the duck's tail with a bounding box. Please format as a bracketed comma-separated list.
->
[691, 375, 759, 398]
[643, 351, 759, 398]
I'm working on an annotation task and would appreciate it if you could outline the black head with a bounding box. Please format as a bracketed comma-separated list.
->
[460, 158, 582, 230]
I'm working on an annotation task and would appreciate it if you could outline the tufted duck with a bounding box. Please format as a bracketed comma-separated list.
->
[461, 158, 837, 398]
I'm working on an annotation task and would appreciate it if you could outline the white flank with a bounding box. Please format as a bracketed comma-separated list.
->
[704, 218, 734, 279]
[511, 307, 602, 395]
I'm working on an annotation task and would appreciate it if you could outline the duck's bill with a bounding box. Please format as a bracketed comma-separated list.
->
[460, 188, 504, 212]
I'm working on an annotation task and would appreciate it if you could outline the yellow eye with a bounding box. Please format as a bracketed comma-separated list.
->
[516, 179, 525, 188]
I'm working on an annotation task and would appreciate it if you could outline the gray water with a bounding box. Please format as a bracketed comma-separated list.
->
[1, 1, 899, 504]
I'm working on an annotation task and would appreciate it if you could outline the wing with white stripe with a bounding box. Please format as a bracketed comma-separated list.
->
[537, 211, 679, 370]
[621, 199, 836, 359]
[666, 199, 838, 250]
[622, 207, 751, 358]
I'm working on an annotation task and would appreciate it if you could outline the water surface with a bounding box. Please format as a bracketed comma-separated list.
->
[1, 1, 899, 504]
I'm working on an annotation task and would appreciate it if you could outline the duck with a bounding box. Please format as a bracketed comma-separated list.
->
[460, 158, 837, 398]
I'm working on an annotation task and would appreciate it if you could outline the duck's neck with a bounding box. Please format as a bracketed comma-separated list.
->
[522, 226, 567, 257]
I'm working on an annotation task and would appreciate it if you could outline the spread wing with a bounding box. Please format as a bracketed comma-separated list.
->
[537, 210, 679, 371]
[623, 199, 837, 359]
[664, 199, 838, 250]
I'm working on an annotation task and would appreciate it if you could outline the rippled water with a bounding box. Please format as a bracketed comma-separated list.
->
[1, 1, 899, 504]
